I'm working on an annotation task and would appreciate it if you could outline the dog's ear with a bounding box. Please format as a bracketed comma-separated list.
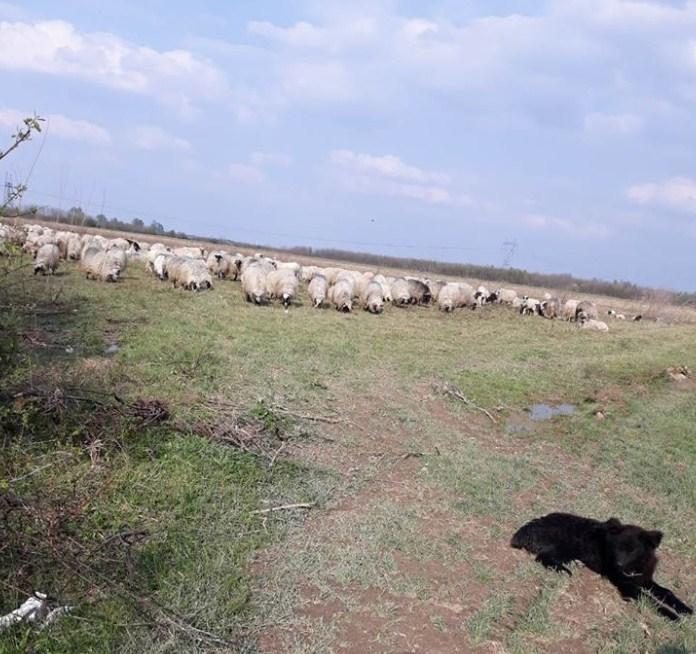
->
[643, 530, 663, 548]
[605, 518, 622, 531]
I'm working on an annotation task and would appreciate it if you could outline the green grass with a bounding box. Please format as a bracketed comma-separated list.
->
[1, 256, 695, 652]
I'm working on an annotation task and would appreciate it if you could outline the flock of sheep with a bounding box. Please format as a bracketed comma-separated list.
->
[0, 222, 637, 332]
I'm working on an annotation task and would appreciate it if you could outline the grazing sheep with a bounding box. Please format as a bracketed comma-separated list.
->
[581, 319, 609, 332]
[33, 243, 60, 275]
[146, 244, 171, 272]
[355, 272, 375, 300]
[108, 248, 128, 274]
[241, 262, 270, 304]
[437, 282, 475, 312]
[207, 251, 233, 279]
[276, 261, 301, 277]
[373, 274, 392, 302]
[66, 236, 82, 260]
[80, 247, 122, 282]
[301, 265, 321, 282]
[308, 274, 328, 308]
[427, 280, 446, 303]
[322, 267, 344, 285]
[520, 296, 541, 316]
[540, 297, 561, 319]
[575, 301, 598, 323]
[153, 252, 172, 280]
[173, 246, 206, 259]
[406, 278, 432, 305]
[168, 256, 213, 291]
[241, 255, 276, 276]
[362, 280, 384, 314]
[495, 288, 518, 305]
[390, 278, 412, 306]
[328, 278, 353, 312]
[563, 299, 579, 321]
[266, 268, 299, 309]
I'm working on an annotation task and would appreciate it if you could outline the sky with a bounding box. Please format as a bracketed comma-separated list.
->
[1, 1, 696, 291]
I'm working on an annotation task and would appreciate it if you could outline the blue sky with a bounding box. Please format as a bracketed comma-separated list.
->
[1, 1, 696, 290]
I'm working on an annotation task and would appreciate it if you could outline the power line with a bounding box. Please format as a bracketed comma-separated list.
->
[502, 239, 517, 267]
[23, 187, 504, 255]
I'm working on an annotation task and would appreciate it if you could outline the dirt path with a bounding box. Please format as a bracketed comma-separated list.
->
[247, 384, 656, 654]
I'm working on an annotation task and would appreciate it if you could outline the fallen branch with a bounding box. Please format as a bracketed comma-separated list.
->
[438, 382, 498, 424]
[271, 405, 342, 424]
[251, 502, 314, 515]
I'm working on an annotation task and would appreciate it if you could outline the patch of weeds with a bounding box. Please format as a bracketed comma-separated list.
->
[467, 593, 513, 643]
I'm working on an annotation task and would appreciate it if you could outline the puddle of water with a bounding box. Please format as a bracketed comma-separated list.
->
[529, 403, 576, 421]
[506, 421, 534, 435]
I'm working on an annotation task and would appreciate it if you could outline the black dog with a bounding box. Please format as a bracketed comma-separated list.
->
[511, 513, 693, 621]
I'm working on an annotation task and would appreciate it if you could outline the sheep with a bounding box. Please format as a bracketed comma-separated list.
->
[146, 244, 170, 272]
[33, 243, 60, 275]
[475, 285, 492, 306]
[406, 278, 432, 305]
[520, 296, 541, 316]
[539, 297, 561, 319]
[168, 256, 213, 291]
[241, 255, 275, 275]
[607, 309, 626, 320]
[266, 268, 299, 309]
[354, 272, 375, 300]
[66, 235, 82, 260]
[207, 251, 233, 279]
[276, 261, 302, 278]
[108, 248, 128, 274]
[427, 280, 446, 303]
[322, 267, 344, 285]
[562, 299, 579, 321]
[308, 274, 328, 308]
[241, 262, 270, 304]
[80, 247, 122, 282]
[437, 282, 475, 312]
[495, 288, 518, 305]
[390, 278, 412, 306]
[575, 301, 598, 323]
[301, 265, 321, 282]
[173, 246, 206, 259]
[581, 319, 609, 333]
[153, 253, 172, 280]
[362, 280, 385, 314]
[328, 278, 354, 312]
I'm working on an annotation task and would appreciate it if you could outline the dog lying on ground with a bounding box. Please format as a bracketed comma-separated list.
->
[511, 512, 693, 621]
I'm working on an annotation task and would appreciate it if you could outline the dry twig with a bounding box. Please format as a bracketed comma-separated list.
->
[437, 382, 498, 424]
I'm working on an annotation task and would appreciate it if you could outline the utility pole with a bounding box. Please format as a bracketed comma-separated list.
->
[3, 173, 14, 207]
[502, 239, 517, 268]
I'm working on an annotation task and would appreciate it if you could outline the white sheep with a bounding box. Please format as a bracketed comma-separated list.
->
[328, 278, 353, 312]
[168, 256, 213, 291]
[494, 288, 518, 305]
[66, 235, 82, 260]
[153, 253, 172, 280]
[241, 262, 270, 304]
[362, 280, 384, 314]
[520, 296, 541, 316]
[33, 243, 60, 275]
[307, 274, 328, 308]
[207, 251, 233, 279]
[390, 278, 411, 306]
[562, 299, 579, 321]
[266, 268, 299, 309]
[437, 283, 475, 312]
[80, 247, 122, 282]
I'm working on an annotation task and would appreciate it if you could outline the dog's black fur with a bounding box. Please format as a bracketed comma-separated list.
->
[511, 513, 693, 621]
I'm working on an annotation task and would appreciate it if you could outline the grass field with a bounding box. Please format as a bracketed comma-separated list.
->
[0, 246, 694, 653]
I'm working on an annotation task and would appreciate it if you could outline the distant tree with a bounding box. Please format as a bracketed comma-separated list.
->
[149, 220, 165, 234]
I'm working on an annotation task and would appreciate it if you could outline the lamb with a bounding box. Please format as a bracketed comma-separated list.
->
[328, 278, 354, 312]
[33, 244, 60, 275]
[575, 301, 598, 323]
[581, 319, 609, 332]
[207, 251, 233, 279]
[607, 309, 626, 320]
[562, 299, 579, 321]
[80, 247, 122, 282]
[511, 512, 693, 621]
[168, 256, 213, 291]
[362, 281, 384, 314]
[307, 274, 328, 308]
[266, 268, 299, 309]
[539, 297, 561, 319]
[241, 262, 269, 304]
[520, 296, 541, 316]
[474, 285, 492, 306]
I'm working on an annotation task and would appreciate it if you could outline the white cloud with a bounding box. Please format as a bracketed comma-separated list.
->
[627, 177, 696, 213]
[251, 151, 292, 167]
[0, 20, 228, 115]
[0, 107, 110, 145]
[133, 125, 190, 152]
[248, 20, 329, 48]
[330, 149, 449, 185]
[522, 213, 611, 239]
[330, 149, 468, 206]
[584, 112, 642, 135]
[228, 163, 264, 184]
